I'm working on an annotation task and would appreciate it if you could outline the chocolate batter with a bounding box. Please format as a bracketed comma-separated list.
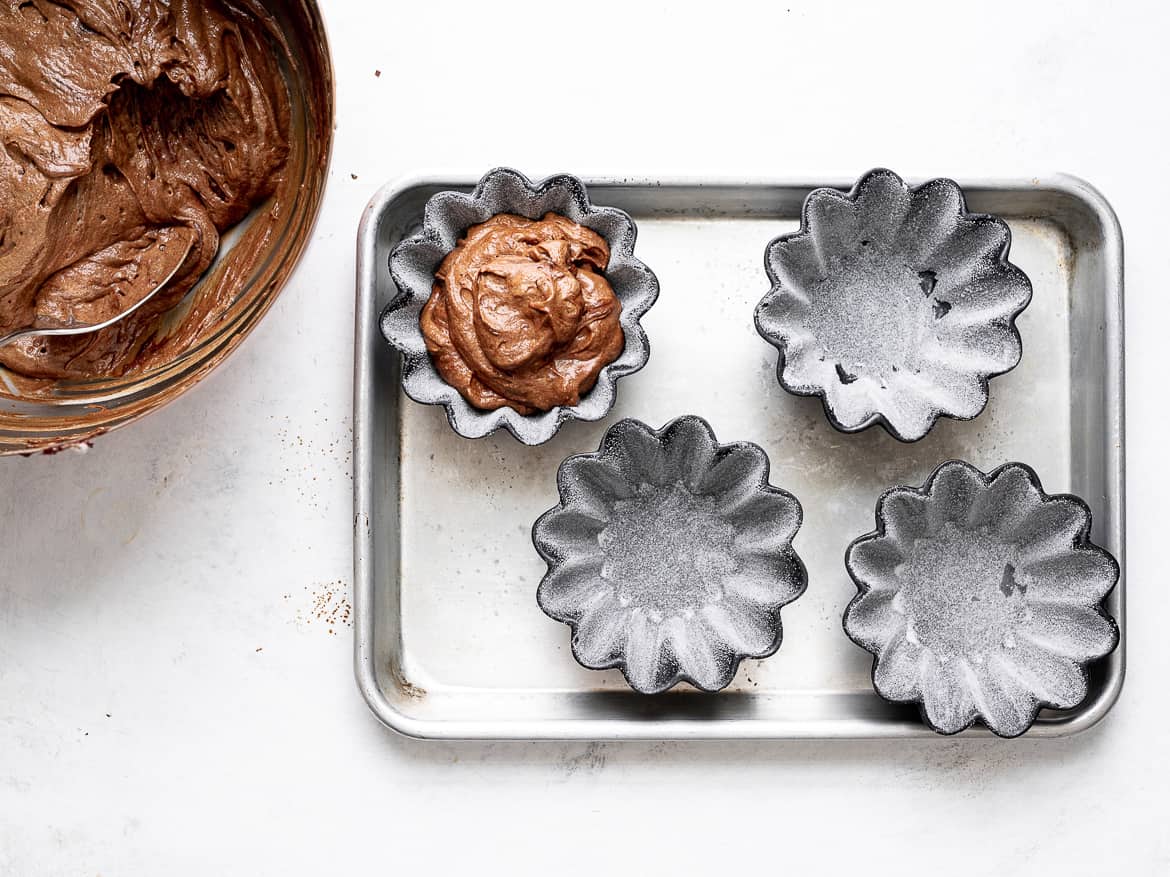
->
[0, 0, 290, 380]
[421, 213, 625, 414]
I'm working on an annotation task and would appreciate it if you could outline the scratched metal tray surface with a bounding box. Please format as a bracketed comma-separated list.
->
[354, 174, 1124, 740]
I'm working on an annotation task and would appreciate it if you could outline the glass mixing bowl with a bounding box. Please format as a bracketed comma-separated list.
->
[0, 0, 334, 455]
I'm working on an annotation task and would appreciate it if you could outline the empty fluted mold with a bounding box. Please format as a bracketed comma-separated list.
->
[380, 167, 659, 445]
[843, 461, 1119, 737]
[533, 416, 807, 694]
[755, 169, 1033, 442]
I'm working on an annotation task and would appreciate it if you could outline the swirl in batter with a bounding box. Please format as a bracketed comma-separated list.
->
[421, 213, 624, 414]
[0, 0, 290, 381]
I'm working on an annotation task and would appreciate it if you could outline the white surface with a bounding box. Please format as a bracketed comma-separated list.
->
[1, 0, 1167, 873]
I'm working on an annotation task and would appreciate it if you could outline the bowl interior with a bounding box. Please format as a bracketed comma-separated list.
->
[0, 0, 334, 455]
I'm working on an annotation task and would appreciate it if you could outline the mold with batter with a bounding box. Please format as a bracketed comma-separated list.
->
[381, 168, 659, 445]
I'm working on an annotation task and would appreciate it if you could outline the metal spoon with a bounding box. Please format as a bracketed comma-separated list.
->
[0, 236, 195, 348]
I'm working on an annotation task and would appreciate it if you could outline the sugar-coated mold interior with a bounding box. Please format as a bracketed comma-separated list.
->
[844, 460, 1119, 737]
[534, 416, 807, 693]
[756, 169, 1033, 442]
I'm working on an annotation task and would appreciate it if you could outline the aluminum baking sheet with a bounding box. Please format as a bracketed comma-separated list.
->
[354, 174, 1124, 740]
